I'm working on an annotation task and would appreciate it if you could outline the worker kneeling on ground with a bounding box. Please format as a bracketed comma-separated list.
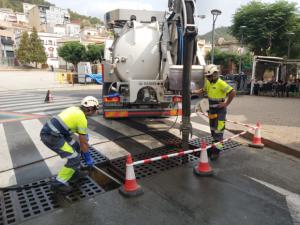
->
[40, 96, 99, 193]
[192, 64, 236, 160]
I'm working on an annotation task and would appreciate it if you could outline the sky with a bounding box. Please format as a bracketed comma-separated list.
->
[49, 0, 300, 35]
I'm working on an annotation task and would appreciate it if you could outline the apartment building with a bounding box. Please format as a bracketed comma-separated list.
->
[27, 3, 70, 32]
[0, 29, 14, 65]
[0, 8, 27, 23]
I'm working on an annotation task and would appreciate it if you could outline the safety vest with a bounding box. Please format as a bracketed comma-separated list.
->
[56, 106, 87, 135]
[204, 78, 233, 104]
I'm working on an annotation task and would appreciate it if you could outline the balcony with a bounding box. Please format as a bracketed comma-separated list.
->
[1, 37, 14, 46]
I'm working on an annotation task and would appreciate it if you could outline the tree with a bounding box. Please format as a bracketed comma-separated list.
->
[86, 44, 104, 63]
[16, 32, 30, 64]
[58, 41, 86, 71]
[206, 49, 252, 74]
[231, 1, 300, 57]
[29, 27, 47, 68]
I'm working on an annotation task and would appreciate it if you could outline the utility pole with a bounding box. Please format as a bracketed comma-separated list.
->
[210, 9, 221, 64]
[238, 26, 247, 74]
[287, 32, 295, 59]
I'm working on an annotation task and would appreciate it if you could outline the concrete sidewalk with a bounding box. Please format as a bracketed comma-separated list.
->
[225, 95, 300, 158]
[0, 70, 101, 91]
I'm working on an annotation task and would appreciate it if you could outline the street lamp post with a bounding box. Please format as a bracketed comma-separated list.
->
[287, 32, 295, 59]
[238, 25, 247, 74]
[210, 9, 222, 64]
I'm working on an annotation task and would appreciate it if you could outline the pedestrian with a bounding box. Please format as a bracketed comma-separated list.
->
[192, 64, 236, 160]
[40, 96, 99, 193]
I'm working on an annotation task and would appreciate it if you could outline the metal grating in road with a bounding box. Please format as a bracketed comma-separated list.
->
[0, 176, 104, 225]
[109, 146, 198, 180]
[15, 180, 59, 220]
[189, 137, 241, 151]
[80, 146, 109, 167]
[0, 191, 16, 225]
[65, 177, 105, 202]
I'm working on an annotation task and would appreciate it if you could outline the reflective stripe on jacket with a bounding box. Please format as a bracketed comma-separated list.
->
[204, 78, 233, 102]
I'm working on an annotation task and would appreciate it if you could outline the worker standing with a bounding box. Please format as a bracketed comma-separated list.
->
[192, 64, 236, 160]
[40, 96, 99, 193]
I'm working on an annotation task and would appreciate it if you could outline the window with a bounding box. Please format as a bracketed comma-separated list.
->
[48, 40, 53, 45]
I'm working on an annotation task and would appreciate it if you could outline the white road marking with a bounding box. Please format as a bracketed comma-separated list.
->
[0, 170, 17, 188]
[21, 119, 57, 159]
[0, 124, 14, 171]
[93, 141, 129, 160]
[0, 99, 79, 110]
[131, 134, 164, 149]
[250, 177, 300, 225]
[16, 103, 77, 113]
[91, 117, 143, 136]
[87, 128, 110, 145]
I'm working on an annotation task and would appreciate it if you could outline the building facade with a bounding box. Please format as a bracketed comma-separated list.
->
[0, 29, 14, 65]
[15, 32, 63, 68]
[27, 4, 70, 32]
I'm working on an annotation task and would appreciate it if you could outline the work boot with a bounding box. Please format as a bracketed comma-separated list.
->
[50, 180, 73, 194]
[210, 147, 221, 161]
[69, 170, 89, 184]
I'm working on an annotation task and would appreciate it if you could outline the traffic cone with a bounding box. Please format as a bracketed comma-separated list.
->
[44, 90, 53, 103]
[119, 154, 143, 197]
[249, 122, 264, 149]
[194, 141, 214, 176]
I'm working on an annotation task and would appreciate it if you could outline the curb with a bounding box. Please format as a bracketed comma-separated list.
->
[228, 129, 300, 159]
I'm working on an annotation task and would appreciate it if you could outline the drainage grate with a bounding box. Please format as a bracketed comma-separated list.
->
[109, 146, 198, 180]
[189, 137, 241, 151]
[0, 176, 104, 224]
[15, 180, 59, 221]
[65, 177, 105, 202]
[81, 146, 109, 167]
[0, 191, 17, 225]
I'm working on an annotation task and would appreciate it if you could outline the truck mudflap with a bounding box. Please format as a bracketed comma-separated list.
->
[103, 108, 182, 118]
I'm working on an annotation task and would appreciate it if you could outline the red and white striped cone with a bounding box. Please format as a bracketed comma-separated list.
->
[48, 91, 53, 103]
[44, 90, 53, 103]
[193, 141, 214, 176]
[249, 122, 264, 149]
[119, 154, 143, 197]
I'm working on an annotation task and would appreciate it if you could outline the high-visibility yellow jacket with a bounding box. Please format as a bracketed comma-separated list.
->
[204, 78, 233, 102]
[58, 106, 87, 135]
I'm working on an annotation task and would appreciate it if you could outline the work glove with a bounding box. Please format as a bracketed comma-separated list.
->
[82, 151, 94, 168]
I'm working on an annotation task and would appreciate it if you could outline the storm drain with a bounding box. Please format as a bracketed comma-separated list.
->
[0, 176, 104, 225]
[65, 177, 105, 202]
[81, 146, 109, 167]
[109, 146, 199, 180]
[0, 191, 16, 225]
[189, 137, 241, 151]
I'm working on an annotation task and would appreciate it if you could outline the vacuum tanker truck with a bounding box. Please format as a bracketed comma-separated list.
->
[102, 1, 204, 118]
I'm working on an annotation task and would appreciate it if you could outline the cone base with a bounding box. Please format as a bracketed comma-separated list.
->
[249, 143, 264, 149]
[119, 185, 143, 197]
[193, 167, 214, 176]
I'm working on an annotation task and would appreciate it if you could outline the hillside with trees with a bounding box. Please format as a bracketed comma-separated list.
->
[198, 27, 235, 42]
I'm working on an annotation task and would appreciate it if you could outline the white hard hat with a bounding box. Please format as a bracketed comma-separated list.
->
[204, 64, 219, 76]
[81, 96, 99, 108]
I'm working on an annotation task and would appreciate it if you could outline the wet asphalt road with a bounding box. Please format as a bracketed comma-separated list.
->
[21, 145, 300, 225]
[2, 89, 299, 225]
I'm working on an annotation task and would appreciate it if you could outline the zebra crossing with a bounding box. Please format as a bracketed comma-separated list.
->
[0, 90, 82, 116]
[0, 90, 212, 189]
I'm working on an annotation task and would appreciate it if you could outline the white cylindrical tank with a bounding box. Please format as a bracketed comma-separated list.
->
[113, 21, 161, 81]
